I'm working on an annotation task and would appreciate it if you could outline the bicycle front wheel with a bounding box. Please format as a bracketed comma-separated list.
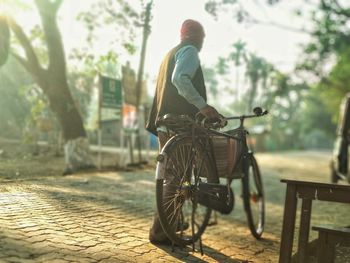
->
[242, 154, 265, 239]
[156, 136, 216, 246]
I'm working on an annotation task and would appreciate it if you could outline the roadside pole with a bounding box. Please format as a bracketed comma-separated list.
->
[97, 74, 102, 170]
[135, 1, 152, 165]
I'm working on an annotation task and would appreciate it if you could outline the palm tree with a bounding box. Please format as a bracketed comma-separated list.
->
[245, 53, 264, 111]
[244, 53, 275, 112]
[230, 40, 246, 101]
[0, 17, 10, 66]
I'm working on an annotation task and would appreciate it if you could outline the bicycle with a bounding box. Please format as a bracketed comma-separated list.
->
[154, 107, 268, 248]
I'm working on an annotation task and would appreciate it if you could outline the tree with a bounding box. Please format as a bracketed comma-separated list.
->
[77, 0, 153, 165]
[267, 72, 309, 149]
[77, 0, 140, 52]
[204, 0, 346, 149]
[0, 55, 33, 138]
[203, 41, 276, 115]
[244, 54, 274, 111]
[0, 17, 10, 66]
[1, 0, 93, 173]
[230, 40, 246, 100]
[205, 0, 310, 33]
[77, 0, 152, 106]
[296, 0, 350, 122]
[303, 93, 335, 136]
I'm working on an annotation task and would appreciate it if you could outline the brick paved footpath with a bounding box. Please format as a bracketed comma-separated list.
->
[0, 171, 280, 263]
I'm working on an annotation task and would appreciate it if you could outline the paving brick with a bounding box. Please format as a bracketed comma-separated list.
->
[0, 172, 280, 263]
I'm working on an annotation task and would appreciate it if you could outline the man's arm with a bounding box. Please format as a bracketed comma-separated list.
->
[171, 45, 221, 120]
[171, 45, 207, 110]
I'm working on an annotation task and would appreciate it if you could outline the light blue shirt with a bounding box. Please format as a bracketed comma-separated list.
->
[171, 45, 207, 110]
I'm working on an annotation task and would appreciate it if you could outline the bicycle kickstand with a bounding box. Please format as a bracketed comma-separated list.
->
[208, 211, 218, 226]
[199, 235, 204, 255]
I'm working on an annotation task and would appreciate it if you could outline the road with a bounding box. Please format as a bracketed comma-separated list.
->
[0, 151, 349, 262]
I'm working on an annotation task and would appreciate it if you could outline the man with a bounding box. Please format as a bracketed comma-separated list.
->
[146, 19, 221, 244]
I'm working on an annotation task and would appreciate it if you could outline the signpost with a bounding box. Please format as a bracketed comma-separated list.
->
[121, 63, 148, 166]
[101, 76, 122, 109]
[98, 75, 123, 169]
[122, 63, 147, 106]
[121, 103, 138, 165]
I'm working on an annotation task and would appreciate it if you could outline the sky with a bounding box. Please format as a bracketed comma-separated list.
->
[3, 0, 314, 96]
[56, 0, 312, 77]
[147, 0, 311, 74]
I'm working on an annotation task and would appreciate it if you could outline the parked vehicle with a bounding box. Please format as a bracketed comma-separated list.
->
[330, 93, 350, 183]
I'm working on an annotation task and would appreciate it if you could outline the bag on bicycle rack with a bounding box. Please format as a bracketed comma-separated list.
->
[211, 134, 243, 179]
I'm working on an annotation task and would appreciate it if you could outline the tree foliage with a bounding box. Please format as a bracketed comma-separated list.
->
[0, 56, 32, 138]
[296, 0, 350, 122]
[204, 0, 349, 149]
[75, 0, 146, 73]
[77, 0, 140, 48]
[0, 0, 148, 142]
[0, 17, 10, 66]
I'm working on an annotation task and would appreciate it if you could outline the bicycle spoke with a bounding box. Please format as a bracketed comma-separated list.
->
[163, 196, 177, 212]
[167, 200, 184, 224]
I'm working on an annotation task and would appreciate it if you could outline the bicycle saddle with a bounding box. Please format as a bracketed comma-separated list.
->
[156, 114, 195, 133]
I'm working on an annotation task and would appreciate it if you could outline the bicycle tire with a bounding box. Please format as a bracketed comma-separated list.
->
[242, 154, 265, 239]
[156, 136, 217, 246]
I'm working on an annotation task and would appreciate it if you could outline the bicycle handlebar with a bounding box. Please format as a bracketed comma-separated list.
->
[195, 107, 268, 130]
[225, 109, 269, 120]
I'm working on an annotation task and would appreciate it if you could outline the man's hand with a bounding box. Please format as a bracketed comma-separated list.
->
[199, 105, 227, 128]
[199, 105, 221, 120]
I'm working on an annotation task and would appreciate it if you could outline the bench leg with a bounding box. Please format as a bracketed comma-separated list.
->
[317, 232, 336, 263]
[279, 185, 297, 263]
[298, 198, 312, 263]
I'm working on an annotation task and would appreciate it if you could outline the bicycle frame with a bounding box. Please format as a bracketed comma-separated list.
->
[156, 111, 266, 182]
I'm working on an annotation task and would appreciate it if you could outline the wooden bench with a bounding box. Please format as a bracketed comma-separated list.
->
[279, 180, 350, 263]
[312, 225, 350, 263]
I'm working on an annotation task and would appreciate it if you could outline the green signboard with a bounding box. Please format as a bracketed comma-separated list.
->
[100, 76, 122, 109]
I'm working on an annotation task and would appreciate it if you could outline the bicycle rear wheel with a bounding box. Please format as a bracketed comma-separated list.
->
[156, 136, 216, 246]
[242, 154, 265, 239]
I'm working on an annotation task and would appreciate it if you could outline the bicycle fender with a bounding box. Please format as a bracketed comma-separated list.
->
[155, 152, 168, 180]
[155, 134, 187, 180]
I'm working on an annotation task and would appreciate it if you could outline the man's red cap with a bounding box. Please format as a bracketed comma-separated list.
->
[180, 19, 205, 43]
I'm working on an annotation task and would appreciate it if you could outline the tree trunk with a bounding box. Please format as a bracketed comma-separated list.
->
[45, 81, 86, 140]
[35, 0, 94, 173]
[4, 1, 94, 173]
[44, 80, 94, 173]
